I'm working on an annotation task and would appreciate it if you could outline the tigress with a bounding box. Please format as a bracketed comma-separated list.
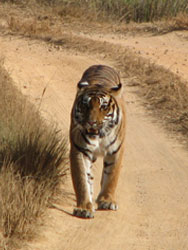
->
[70, 64, 126, 218]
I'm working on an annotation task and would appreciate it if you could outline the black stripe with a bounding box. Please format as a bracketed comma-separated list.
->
[73, 141, 92, 161]
[108, 102, 119, 128]
[87, 173, 94, 180]
[108, 122, 115, 129]
[91, 156, 97, 163]
[104, 161, 114, 168]
[110, 142, 123, 155]
[111, 104, 115, 117]
[115, 105, 119, 125]
[99, 130, 105, 138]
[106, 121, 122, 148]
[104, 169, 111, 175]
[80, 130, 91, 145]
[106, 134, 118, 148]
[110, 97, 119, 125]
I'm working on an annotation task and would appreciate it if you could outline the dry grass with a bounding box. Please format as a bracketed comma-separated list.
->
[0, 0, 188, 36]
[52, 0, 188, 23]
[17, 0, 186, 23]
[0, 62, 68, 249]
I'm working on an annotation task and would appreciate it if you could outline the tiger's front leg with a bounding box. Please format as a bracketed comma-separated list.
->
[70, 144, 94, 218]
[97, 143, 124, 211]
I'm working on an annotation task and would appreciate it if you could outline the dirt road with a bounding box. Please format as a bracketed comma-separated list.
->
[79, 30, 188, 81]
[0, 32, 188, 250]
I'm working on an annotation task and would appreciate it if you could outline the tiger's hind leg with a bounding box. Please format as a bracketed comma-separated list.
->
[70, 145, 95, 218]
[96, 143, 124, 211]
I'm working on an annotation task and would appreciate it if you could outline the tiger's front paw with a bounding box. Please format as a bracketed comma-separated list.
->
[97, 201, 118, 211]
[73, 208, 94, 219]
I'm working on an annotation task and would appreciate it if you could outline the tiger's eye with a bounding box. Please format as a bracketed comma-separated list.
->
[82, 96, 91, 106]
[101, 104, 108, 110]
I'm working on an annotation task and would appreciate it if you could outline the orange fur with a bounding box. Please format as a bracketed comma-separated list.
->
[70, 65, 126, 218]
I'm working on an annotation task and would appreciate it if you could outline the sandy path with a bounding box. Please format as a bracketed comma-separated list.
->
[0, 34, 188, 250]
[78, 30, 188, 81]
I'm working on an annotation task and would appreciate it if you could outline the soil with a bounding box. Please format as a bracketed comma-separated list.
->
[0, 28, 188, 250]
[76, 30, 188, 81]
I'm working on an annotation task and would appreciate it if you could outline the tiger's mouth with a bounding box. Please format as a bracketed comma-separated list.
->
[86, 128, 99, 136]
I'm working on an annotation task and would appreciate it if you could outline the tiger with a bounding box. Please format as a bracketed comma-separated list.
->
[69, 64, 126, 218]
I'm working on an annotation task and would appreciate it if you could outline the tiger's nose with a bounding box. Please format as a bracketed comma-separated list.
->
[88, 121, 97, 126]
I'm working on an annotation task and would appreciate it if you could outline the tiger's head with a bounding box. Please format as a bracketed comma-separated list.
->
[73, 82, 122, 138]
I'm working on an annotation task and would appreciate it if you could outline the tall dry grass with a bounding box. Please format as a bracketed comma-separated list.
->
[1, 0, 187, 37]
[1, 0, 188, 23]
[40, 0, 188, 22]
[0, 61, 67, 249]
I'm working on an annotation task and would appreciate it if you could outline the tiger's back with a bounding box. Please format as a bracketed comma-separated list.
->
[70, 65, 126, 218]
[78, 64, 121, 88]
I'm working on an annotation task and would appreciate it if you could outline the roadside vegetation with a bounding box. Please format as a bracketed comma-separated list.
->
[2, 0, 188, 23]
[0, 0, 187, 37]
[52, 0, 188, 23]
[0, 61, 67, 249]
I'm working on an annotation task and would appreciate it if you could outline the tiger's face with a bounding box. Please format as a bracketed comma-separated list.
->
[74, 83, 121, 138]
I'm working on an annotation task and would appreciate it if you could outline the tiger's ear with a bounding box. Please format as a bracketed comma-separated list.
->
[77, 81, 89, 89]
[110, 83, 123, 97]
